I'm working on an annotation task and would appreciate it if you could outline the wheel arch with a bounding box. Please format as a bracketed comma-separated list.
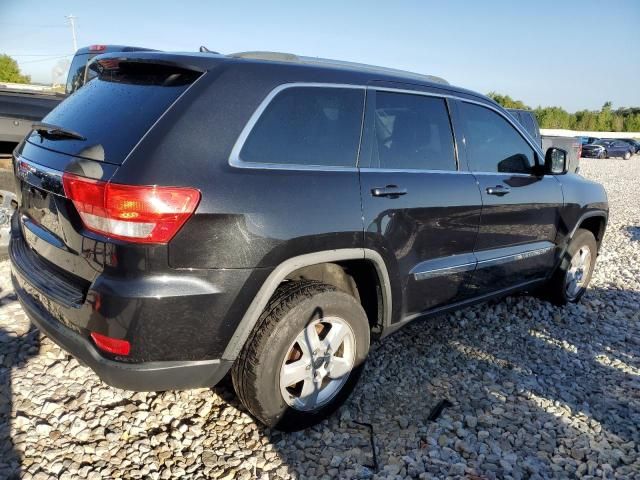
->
[571, 211, 608, 249]
[221, 249, 392, 361]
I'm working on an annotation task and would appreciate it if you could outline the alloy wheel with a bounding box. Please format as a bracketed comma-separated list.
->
[565, 245, 592, 299]
[279, 316, 355, 411]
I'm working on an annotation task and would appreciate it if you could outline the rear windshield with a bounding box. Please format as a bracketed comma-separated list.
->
[30, 61, 201, 165]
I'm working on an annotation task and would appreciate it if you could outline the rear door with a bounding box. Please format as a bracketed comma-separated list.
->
[359, 88, 482, 320]
[454, 100, 563, 294]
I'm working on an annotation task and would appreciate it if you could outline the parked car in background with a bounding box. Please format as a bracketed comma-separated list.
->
[616, 138, 640, 153]
[582, 139, 634, 159]
[9, 49, 608, 430]
[579, 136, 599, 145]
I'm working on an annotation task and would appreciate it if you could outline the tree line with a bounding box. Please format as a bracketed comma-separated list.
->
[488, 92, 640, 132]
[0, 54, 31, 83]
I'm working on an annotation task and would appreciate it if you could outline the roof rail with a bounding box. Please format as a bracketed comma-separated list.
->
[230, 51, 449, 85]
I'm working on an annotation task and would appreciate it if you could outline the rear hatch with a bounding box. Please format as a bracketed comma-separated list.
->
[13, 55, 207, 295]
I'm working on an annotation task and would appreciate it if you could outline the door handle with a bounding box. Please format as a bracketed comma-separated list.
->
[371, 185, 408, 198]
[486, 185, 511, 196]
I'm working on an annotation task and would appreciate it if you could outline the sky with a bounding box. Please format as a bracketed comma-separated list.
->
[1, 0, 639, 112]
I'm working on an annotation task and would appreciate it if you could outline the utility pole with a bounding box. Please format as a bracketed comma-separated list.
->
[66, 15, 78, 52]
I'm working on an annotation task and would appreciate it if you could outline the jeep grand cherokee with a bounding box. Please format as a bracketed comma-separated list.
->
[10, 51, 608, 430]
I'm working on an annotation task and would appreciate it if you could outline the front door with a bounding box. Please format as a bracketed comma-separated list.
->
[359, 88, 482, 321]
[455, 100, 563, 295]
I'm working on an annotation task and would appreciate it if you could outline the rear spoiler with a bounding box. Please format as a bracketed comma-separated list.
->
[92, 52, 224, 74]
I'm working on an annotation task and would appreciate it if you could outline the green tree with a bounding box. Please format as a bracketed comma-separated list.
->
[487, 91, 530, 109]
[0, 54, 31, 83]
[534, 106, 574, 129]
[486, 92, 640, 132]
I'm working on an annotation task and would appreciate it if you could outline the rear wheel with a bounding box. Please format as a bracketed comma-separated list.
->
[232, 280, 369, 431]
[541, 229, 597, 305]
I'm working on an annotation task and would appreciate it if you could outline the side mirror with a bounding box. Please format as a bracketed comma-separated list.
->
[545, 147, 568, 175]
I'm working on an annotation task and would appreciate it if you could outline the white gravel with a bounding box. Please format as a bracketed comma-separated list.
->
[0, 157, 638, 479]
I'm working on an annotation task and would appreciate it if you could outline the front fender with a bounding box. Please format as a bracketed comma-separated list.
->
[554, 173, 608, 247]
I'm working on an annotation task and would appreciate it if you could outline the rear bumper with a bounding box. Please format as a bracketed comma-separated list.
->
[13, 273, 233, 391]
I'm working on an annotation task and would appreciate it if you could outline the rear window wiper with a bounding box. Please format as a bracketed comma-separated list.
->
[32, 122, 86, 141]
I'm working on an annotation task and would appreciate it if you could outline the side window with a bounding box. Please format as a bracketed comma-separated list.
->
[460, 102, 536, 174]
[368, 91, 456, 171]
[240, 87, 364, 167]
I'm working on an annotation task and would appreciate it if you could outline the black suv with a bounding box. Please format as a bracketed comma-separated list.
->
[9, 51, 608, 430]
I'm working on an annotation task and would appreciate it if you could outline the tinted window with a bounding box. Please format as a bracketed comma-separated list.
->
[34, 62, 201, 164]
[240, 87, 364, 167]
[368, 92, 456, 170]
[460, 102, 535, 174]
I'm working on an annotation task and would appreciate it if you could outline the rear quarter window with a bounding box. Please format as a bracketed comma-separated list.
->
[239, 87, 365, 168]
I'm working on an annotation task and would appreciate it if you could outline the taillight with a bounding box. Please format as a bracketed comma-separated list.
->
[89, 44, 107, 52]
[62, 173, 200, 244]
[91, 332, 130, 356]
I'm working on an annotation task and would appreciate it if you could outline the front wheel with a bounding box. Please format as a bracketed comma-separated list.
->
[624, 151, 631, 160]
[541, 229, 597, 305]
[232, 280, 369, 431]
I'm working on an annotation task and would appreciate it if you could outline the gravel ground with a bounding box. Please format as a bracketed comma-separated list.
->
[0, 157, 638, 479]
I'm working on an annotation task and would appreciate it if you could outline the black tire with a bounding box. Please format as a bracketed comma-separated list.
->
[602, 150, 608, 159]
[232, 280, 369, 431]
[541, 229, 597, 305]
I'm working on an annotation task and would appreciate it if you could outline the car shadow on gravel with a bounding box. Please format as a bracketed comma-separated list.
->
[330, 287, 639, 477]
[0, 288, 41, 480]
[198, 287, 638, 478]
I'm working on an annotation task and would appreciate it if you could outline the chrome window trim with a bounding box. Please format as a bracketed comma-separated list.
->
[228, 82, 545, 173]
[228, 83, 366, 172]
